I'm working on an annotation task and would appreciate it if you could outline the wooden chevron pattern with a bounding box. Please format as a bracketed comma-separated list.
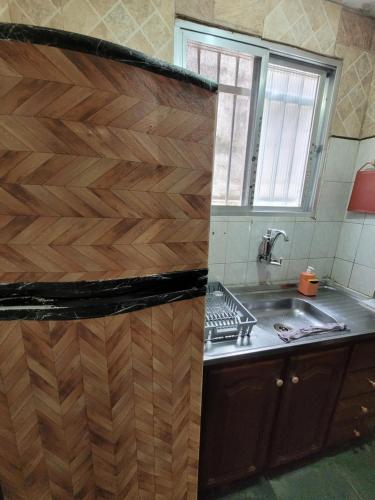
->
[0, 39, 215, 282]
[0, 298, 205, 499]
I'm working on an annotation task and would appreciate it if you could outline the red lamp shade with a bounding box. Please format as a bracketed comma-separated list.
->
[348, 163, 375, 213]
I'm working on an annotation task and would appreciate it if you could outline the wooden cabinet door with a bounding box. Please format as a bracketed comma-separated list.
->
[268, 347, 350, 468]
[199, 358, 284, 489]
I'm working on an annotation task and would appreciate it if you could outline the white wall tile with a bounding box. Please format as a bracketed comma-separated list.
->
[335, 223, 362, 261]
[316, 182, 352, 221]
[208, 263, 225, 283]
[331, 258, 353, 287]
[226, 221, 251, 263]
[224, 262, 247, 285]
[271, 221, 295, 260]
[246, 260, 288, 285]
[248, 220, 293, 262]
[246, 262, 260, 285]
[287, 259, 309, 281]
[291, 222, 315, 259]
[354, 137, 375, 180]
[308, 258, 334, 279]
[208, 221, 227, 264]
[247, 219, 273, 262]
[345, 205, 366, 224]
[323, 137, 359, 182]
[349, 264, 375, 296]
[365, 214, 375, 225]
[355, 224, 375, 268]
[310, 222, 341, 258]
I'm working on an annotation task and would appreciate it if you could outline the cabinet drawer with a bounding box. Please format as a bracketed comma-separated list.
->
[349, 339, 375, 372]
[328, 393, 375, 447]
[340, 367, 375, 399]
[328, 418, 375, 447]
[333, 392, 375, 425]
[328, 423, 363, 447]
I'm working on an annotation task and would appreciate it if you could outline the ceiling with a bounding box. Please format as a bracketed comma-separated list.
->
[333, 0, 375, 17]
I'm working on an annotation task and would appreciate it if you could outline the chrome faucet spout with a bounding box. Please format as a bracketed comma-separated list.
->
[258, 228, 289, 265]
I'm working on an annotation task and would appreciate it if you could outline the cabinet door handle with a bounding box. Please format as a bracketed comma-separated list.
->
[291, 376, 299, 384]
[275, 378, 284, 387]
[361, 406, 369, 415]
[367, 378, 375, 388]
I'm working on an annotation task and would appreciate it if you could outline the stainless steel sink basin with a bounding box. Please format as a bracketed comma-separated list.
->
[248, 297, 337, 334]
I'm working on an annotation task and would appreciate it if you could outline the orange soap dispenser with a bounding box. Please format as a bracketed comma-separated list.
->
[298, 266, 320, 296]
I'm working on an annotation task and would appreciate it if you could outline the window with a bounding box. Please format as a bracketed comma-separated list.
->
[175, 21, 340, 214]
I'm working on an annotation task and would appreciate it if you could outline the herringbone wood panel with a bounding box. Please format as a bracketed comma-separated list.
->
[0, 39, 215, 282]
[0, 298, 205, 499]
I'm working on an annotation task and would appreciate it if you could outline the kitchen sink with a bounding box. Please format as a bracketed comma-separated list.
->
[248, 297, 338, 334]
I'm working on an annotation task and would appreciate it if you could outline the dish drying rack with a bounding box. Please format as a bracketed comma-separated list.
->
[205, 282, 257, 342]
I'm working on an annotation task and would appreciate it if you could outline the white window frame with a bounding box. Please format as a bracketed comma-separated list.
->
[174, 20, 342, 217]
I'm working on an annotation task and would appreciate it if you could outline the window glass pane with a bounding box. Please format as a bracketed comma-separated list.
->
[200, 48, 218, 81]
[187, 43, 198, 73]
[237, 57, 253, 88]
[254, 63, 320, 208]
[227, 95, 251, 205]
[186, 40, 255, 206]
[219, 54, 237, 85]
[212, 92, 234, 204]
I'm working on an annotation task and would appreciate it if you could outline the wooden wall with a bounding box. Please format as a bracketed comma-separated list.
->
[0, 39, 214, 283]
[0, 297, 205, 499]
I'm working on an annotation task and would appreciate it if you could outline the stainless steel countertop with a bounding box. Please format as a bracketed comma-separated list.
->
[204, 284, 375, 365]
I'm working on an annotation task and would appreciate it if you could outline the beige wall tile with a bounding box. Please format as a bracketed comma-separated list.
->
[214, 0, 266, 36]
[9, 0, 64, 28]
[62, 0, 100, 34]
[88, 0, 117, 17]
[155, 39, 173, 61]
[61, 0, 174, 61]
[0, 0, 10, 21]
[332, 44, 374, 138]
[101, 2, 138, 45]
[124, 0, 154, 25]
[336, 8, 375, 51]
[361, 69, 375, 138]
[175, 0, 213, 23]
[263, 0, 341, 56]
[126, 29, 154, 55]
[142, 10, 171, 54]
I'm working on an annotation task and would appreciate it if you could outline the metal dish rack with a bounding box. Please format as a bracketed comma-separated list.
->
[205, 282, 257, 342]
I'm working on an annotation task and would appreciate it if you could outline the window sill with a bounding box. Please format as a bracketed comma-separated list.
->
[211, 206, 315, 220]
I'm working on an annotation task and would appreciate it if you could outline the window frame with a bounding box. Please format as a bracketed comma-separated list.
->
[174, 19, 342, 217]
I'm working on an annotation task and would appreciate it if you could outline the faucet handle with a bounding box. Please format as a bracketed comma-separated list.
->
[270, 258, 282, 266]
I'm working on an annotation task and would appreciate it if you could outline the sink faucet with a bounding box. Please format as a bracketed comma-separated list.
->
[258, 228, 289, 266]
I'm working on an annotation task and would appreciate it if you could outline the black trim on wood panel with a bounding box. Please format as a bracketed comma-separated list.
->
[0, 23, 218, 92]
[0, 268, 207, 320]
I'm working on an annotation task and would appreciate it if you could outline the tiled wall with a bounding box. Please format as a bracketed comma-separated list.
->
[176, 1, 375, 287]
[176, 0, 375, 140]
[332, 137, 375, 296]
[0, 0, 174, 62]
[208, 137, 359, 286]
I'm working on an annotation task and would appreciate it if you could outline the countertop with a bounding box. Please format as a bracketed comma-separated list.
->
[204, 284, 375, 365]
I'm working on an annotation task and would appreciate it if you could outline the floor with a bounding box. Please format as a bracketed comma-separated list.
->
[202, 439, 375, 500]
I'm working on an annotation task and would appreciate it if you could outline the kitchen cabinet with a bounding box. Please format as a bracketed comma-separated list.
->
[328, 338, 375, 447]
[200, 346, 350, 491]
[199, 358, 284, 489]
[268, 347, 349, 467]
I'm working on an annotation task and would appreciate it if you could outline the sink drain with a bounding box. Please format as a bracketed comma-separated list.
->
[274, 323, 293, 333]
